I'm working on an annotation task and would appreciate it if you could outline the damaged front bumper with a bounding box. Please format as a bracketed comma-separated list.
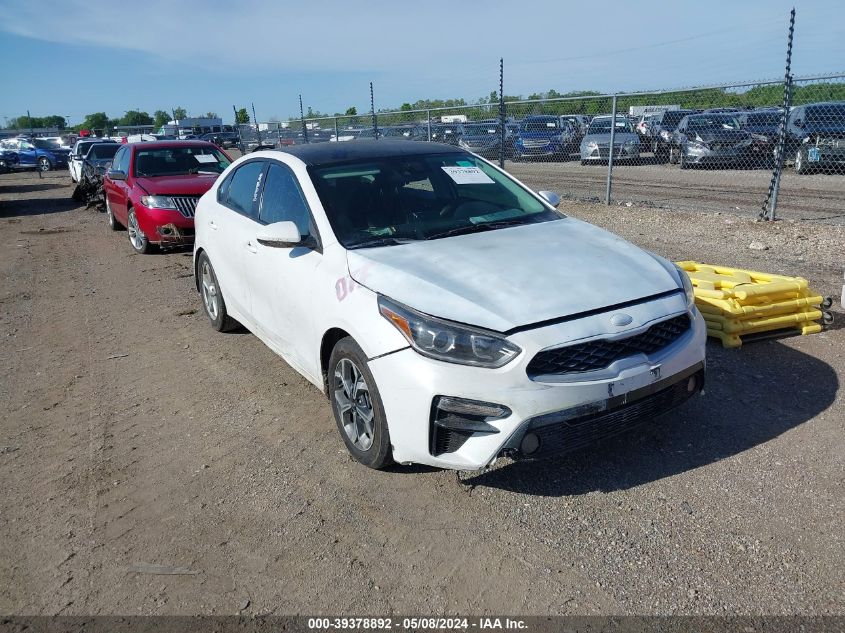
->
[368, 293, 707, 470]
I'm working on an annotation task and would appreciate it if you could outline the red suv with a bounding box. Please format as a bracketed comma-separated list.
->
[103, 141, 232, 253]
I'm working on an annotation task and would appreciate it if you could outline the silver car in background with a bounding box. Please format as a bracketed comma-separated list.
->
[580, 115, 640, 164]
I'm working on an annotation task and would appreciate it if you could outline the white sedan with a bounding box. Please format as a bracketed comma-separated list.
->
[193, 140, 706, 470]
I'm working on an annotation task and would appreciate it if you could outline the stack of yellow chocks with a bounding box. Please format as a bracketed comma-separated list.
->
[675, 261, 825, 348]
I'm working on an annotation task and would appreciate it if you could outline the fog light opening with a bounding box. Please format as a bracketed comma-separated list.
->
[687, 375, 698, 394]
[520, 432, 540, 456]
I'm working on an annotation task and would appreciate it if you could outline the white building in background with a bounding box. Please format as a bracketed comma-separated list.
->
[156, 117, 227, 136]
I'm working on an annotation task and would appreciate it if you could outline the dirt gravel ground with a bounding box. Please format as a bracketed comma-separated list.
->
[506, 157, 845, 224]
[0, 168, 843, 617]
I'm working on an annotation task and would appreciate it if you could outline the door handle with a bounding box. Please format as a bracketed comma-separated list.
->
[245, 241, 258, 254]
[208, 221, 219, 231]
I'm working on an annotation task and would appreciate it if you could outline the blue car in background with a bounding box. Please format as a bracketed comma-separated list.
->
[0, 137, 68, 171]
[0, 146, 19, 173]
[513, 115, 578, 161]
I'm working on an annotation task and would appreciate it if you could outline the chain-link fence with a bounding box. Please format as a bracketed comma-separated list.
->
[237, 72, 843, 222]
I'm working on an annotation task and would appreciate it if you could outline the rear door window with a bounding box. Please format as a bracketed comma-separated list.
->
[222, 160, 266, 219]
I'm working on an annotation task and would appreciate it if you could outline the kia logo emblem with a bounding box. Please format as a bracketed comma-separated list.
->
[610, 313, 633, 327]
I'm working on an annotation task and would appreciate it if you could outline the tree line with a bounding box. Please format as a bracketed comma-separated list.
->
[3, 107, 225, 132]
[7, 82, 842, 132]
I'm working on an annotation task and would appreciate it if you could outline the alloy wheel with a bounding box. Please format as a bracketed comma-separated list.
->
[127, 211, 146, 251]
[200, 260, 219, 320]
[333, 358, 375, 451]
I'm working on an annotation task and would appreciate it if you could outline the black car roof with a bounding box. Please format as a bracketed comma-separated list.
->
[272, 139, 461, 165]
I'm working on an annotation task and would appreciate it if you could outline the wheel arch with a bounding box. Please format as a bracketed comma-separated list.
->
[320, 327, 352, 395]
[193, 247, 206, 292]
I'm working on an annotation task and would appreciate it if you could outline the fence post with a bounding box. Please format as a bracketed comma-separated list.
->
[299, 94, 308, 144]
[499, 57, 506, 169]
[427, 110, 432, 142]
[334, 117, 339, 143]
[762, 8, 796, 222]
[768, 76, 793, 221]
[370, 82, 378, 138]
[605, 94, 618, 205]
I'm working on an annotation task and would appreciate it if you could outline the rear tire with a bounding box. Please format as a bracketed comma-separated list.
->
[197, 252, 239, 332]
[106, 198, 123, 231]
[328, 337, 393, 469]
[669, 146, 679, 164]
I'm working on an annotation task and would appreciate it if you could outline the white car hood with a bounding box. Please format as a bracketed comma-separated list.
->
[347, 218, 680, 332]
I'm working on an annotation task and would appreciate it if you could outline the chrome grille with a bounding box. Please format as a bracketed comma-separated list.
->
[171, 196, 199, 218]
[523, 139, 550, 149]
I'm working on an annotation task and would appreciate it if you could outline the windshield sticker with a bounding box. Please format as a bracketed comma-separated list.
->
[441, 166, 494, 185]
[194, 154, 217, 163]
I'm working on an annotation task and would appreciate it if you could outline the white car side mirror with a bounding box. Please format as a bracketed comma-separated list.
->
[256, 221, 302, 248]
[539, 190, 561, 208]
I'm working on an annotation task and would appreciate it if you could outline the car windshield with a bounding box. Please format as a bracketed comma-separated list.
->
[745, 113, 782, 126]
[521, 119, 560, 132]
[133, 146, 230, 176]
[88, 144, 120, 159]
[464, 124, 500, 135]
[308, 152, 559, 249]
[33, 139, 62, 150]
[687, 116, 740, 131]
[587, 119, 634, 134]
[806, 105, 845, 124]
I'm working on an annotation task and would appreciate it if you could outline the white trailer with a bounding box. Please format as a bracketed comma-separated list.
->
[628, 104, 680, 117]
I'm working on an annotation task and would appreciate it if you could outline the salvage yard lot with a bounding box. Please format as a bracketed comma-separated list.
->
[505, 155, 845, 223]
[1, 168, 843, 615]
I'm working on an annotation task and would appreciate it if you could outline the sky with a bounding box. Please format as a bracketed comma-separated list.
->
[0, 0, 842, 126]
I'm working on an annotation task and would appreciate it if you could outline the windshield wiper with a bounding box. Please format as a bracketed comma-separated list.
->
[346, 236, 418, 249]
[425, 218, 528, 241]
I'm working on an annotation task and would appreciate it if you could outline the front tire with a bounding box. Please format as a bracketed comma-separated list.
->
[197, 252, 239, 332]
[679, 149, 689, 169]
[38, 157, 52, 172]
[328, 337, 393, 469]
[794, 147, 811, 174]
[127, 208, 155, 254]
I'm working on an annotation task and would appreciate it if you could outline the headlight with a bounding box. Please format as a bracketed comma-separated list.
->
[660, 130, 671, 140]
[378, 296, 521, 368]
[624, 138, 637, 146]
[140, 195, 177, 209]
[675, 265, 696, 308]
